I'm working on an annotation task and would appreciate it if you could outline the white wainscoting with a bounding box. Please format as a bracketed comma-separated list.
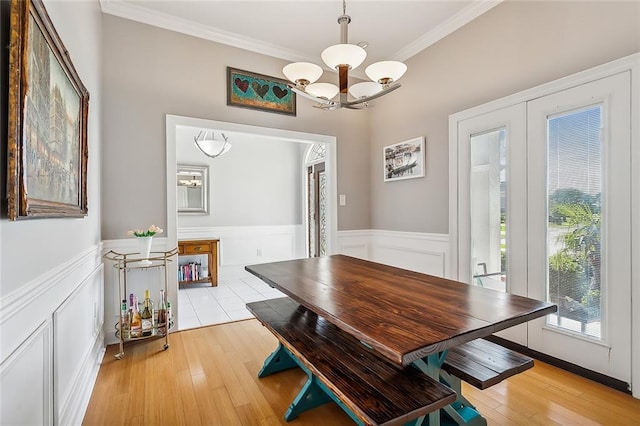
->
[178, 225, 306, 278]
[0, 244, 104, 426]
[54, 265, 105, 425]
[0, 321, 52, 426]
[337, 230, 449, 278]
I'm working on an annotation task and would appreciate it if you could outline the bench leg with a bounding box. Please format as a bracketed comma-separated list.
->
[413, 354, 487, 426]
[258, 343, 298, 378]
[284, 375, 334, 421]
[274, 346, 365, 425]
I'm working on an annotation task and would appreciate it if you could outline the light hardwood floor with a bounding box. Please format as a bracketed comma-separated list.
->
[83, 319, 640, 425]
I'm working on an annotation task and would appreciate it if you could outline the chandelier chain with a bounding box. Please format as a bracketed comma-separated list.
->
[342, 0, 346, 16]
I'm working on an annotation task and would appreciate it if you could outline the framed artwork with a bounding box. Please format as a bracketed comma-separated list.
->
[7, 0, 89, 220]
[227, 67, 296, 116]
[383, 137, 425, 182]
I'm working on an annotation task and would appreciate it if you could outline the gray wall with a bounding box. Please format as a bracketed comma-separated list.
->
[101, 14, 371, 239]
[176, 127, 305, 227]
[0, 0, 102, 296]
[368, 0, 640, 233]
[101, 1, 639, 239]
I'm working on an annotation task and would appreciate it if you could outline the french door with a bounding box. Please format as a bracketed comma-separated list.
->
[455, 72, 631, 383]
[456, 104, 528, 345]
[527, 73, 631, 382]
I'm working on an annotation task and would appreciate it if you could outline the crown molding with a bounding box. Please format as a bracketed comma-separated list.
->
[101, 0, 501, 68]
[392, 0, 503, 62]
[99, 0, 317, 64]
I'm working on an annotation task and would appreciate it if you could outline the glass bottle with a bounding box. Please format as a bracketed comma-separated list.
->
[166, 301, 172, 329]
[130, 293, 141, 338]
[156, 290, 167, 335]
[120, 299, 130, 339]
[141, 289, 154, 336]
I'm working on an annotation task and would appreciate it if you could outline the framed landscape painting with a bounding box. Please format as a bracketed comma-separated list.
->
[227, 67, 296, 116]
[383, 137, 425, 182]
[7, 0, 90, 219]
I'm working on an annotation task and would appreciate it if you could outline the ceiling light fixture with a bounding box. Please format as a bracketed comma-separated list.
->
[194, 130, 231, 158]
[282, 0, 407, 110]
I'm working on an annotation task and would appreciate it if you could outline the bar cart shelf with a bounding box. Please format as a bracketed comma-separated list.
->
[104, 247, 178, 360]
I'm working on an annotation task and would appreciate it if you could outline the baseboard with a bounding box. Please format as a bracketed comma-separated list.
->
[485, 335, 631, 394]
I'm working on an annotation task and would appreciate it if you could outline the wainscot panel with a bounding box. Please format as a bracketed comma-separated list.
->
[0, 321, 52, 425]
[337, 230, 449, 278]
[55, 265, 104, 425]
[0, 243, 103, 426]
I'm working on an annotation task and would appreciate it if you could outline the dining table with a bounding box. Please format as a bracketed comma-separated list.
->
[246, 254, 557, 425]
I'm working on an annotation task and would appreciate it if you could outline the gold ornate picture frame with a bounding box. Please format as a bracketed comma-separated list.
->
[7, 0, 89, 219]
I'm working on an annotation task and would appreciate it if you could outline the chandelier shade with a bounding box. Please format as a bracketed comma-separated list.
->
[365, 61, 408, 85]
[283, 62, 323, 86]
[282, 0, 406, 110]
[348, 81, 382, 99]
[321, 44, 367, 70]
[306, 82, 340, 100]
[194, 130, 231, 158]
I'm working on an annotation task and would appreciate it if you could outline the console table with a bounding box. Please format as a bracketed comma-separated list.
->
[178, 238, 218, 286]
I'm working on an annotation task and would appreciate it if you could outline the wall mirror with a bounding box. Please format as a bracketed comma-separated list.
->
[177, 164, 209, 214]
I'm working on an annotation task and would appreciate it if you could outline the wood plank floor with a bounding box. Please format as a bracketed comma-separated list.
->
[83, 319, 640, 425]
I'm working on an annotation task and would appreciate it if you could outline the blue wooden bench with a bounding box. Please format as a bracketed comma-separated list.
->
[247, 297, 457, 425]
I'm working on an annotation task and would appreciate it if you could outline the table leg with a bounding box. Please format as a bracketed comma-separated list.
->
[413, 352, 487, 426]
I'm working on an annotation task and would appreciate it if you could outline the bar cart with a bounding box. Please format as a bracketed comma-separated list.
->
[103, 247, 178, 360]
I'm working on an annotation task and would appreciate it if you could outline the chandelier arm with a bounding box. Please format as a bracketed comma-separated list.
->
[343, 104, 368, 110]
[341, 83, 402, 106]
[290, 85, 333, 105]
[313, 102, 340, 110]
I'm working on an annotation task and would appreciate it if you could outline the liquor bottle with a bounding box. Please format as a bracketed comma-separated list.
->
[166, 302, 172, 329]
[130, 294, 142, 338]
[120, 299, 130, 339]
[156, 289, 167, 334]
[141, 289, 154, 336]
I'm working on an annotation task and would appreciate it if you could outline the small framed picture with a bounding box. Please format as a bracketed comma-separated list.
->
[383, 137, 425, 182]
[227, 67, 296, 116]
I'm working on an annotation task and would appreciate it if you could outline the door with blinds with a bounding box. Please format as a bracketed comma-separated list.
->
[527, 72, 631, 382]
[454, 71, 632, 384]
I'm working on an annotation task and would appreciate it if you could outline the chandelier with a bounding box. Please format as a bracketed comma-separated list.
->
[194, 130, 231, 158]
[282, 0, 407, 110]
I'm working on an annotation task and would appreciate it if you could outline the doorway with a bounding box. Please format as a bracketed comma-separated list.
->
[165, 115, 338, 330]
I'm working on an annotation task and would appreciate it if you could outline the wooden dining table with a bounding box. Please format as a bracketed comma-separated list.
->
[246, 255, 557, 425]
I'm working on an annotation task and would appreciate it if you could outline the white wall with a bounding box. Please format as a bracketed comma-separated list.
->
[176, 126, 306, 227]
[0, 1, 104, 424]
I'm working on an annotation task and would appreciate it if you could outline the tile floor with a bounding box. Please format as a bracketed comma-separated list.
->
[178, 271, 286, 330]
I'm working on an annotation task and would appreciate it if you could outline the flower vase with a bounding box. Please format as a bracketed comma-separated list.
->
[137, 236, 153, 265]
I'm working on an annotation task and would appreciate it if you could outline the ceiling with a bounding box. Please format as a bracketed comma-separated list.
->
[100, 0, 502, 72]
